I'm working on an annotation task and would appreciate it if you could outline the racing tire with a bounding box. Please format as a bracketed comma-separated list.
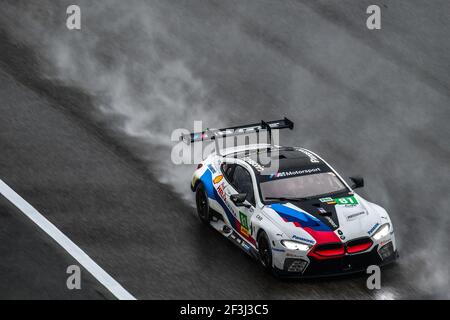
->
[257, 231, 274, 273]
[195, 183, 211, 225]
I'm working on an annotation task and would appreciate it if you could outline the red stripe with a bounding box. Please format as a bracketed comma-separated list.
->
[303, 227, 343, 260]
[303, 227, 341, 244]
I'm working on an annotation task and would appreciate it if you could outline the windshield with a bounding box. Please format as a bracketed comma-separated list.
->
[260, 172, 347, 201]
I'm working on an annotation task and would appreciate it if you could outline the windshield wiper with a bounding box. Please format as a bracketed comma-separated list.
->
[265, 196, 311, 202]
[310, 189, 349, 200]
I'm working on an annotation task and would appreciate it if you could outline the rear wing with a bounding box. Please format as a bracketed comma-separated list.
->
[180, 117, 294, 155]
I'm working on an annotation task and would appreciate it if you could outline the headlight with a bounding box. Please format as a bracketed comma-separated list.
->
[281, 240, 311, 251]
[372, 223, 390, 241]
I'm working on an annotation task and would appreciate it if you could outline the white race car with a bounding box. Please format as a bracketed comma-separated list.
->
[182, 118, 398, 277]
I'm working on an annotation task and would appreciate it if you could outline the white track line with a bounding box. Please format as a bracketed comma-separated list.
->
[0, 179, 136, 300]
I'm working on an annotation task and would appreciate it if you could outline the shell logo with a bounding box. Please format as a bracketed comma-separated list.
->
[213, 175, 223, 184]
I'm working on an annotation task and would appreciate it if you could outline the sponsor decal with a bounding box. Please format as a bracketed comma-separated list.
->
[272, 247, 285, 252]
[286, 253, 301, 257]
[324, 216, 338, 228]
[255, 214, 263, 221]
[320, 195, 358, 205]
[270, 167, 321, 179]
[213, 175, 223, 184]
[337, 229, 343, 235]
[241, 242, 251, 251]
[192, 131, 209, 141]
[319, 197, 335, 204]
[217, 182, 226, 201]
[208, 164, 216, 173]
[292, 235, 315, 244]
[318, 207, 327, 214]
[239, 212, 249, 229]
[346, 211, 366, 221]
[335, 196, 359, 205]
[239, 211, 250, 236]
[297, 148, 320, 163]
[368, 223, 380, 235]
[216, 183, 237, 217]
[241, 226, 250, 237]
[242, 157, 264, 172]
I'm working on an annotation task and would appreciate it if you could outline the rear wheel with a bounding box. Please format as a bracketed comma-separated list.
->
[195, 184, 211, 224]
[258, 231, 273, 272]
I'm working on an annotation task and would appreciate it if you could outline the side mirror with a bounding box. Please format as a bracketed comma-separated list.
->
[230, 193, 251, 208]
[349, 176, 364, 189]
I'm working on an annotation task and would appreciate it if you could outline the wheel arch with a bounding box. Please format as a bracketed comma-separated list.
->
[192, 179, 202, 192]
[256, 228, 269, 249]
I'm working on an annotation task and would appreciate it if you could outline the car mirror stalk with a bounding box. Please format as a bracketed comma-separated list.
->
[230, 193, 248, 207]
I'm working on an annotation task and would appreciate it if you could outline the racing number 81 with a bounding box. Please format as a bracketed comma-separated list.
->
[335, 196, 358, 205]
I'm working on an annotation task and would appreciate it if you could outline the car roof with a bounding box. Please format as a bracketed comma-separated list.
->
[223, 145, 330, 177]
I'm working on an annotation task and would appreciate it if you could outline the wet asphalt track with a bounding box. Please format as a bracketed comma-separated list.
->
[0, 1, 449, 299]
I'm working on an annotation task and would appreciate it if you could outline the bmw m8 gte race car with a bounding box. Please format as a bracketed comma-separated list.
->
[181, 118, 398, 277]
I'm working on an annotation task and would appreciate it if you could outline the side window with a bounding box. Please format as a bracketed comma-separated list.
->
[221, 163, 235, 183]
[232, 165, 255, 205]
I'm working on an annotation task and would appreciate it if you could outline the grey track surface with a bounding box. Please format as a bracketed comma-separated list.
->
[0, 1, 449, 299]
[0, 196, 113, 299]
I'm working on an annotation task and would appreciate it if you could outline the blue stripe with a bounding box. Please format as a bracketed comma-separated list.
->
[270, 203, 330, 231]
[200, 169, 237, 229]
[200, 169, 216, 200]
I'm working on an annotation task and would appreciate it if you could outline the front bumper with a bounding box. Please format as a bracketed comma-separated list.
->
[274, 243, 398, 278]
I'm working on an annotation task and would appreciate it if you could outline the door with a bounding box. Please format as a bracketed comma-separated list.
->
[226, 164, 256, 244]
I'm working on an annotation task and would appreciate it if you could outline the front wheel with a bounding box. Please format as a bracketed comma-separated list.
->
[195, 184, 211, 225]
[258, 231, 273, 272]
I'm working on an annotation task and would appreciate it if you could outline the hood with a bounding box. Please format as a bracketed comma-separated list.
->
[266, 193, 382, 245]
